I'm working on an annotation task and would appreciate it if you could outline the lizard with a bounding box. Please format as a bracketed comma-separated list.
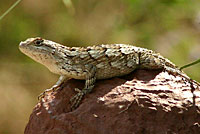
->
[19, 37, 199, 110]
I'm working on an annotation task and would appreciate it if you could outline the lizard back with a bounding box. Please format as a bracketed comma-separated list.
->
[19, 37, 178, 80]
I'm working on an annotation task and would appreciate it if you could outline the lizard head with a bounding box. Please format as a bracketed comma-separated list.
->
[19, 37, 60, 67]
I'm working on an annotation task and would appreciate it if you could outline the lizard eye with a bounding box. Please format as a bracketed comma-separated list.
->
[34, 39, 44, 46]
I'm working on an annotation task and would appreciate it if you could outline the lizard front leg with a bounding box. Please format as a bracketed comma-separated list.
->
[70, 64, 96, 110]
[38, 75, 69, 100]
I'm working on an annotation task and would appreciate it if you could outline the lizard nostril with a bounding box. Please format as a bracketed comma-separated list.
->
[19, 41, 26, 48]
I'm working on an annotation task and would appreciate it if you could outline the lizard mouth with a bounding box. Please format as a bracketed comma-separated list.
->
[19, 41, 29, 54]
[19, 41, 27, 53]
[19, 39, 33, 55]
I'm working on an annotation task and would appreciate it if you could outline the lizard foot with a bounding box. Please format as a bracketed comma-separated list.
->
[70, 88, 86, 110]
[38, 85, 60, 101]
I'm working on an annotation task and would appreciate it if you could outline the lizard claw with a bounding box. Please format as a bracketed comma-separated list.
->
[70, 88, 85, 110]
[38, 85, 60, 101]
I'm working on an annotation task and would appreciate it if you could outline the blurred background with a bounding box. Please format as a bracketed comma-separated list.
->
[0, 0, 200, 133]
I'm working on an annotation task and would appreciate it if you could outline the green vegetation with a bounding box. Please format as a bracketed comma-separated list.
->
[180, 58, 200, 70]
[0, 0, 21, 20]
[0, 0, 200, 133]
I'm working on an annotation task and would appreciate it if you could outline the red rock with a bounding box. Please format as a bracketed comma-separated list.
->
[25, 69, 200, 134]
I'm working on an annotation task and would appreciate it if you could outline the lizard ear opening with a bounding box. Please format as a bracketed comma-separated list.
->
[34, 39, 44, 46]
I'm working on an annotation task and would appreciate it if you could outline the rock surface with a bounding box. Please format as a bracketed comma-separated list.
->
[24, 69, 200, 134]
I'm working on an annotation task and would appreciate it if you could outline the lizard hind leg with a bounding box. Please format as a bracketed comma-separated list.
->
[38, 75, 69, 100]
[70, 64, 96, 110]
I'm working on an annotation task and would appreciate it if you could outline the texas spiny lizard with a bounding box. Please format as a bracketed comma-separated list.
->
[19, 37, 198, 109]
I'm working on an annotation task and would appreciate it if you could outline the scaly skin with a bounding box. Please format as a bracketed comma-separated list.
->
[19, 37, 196, 109]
